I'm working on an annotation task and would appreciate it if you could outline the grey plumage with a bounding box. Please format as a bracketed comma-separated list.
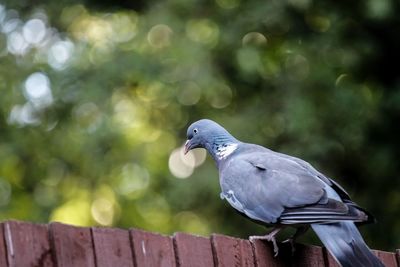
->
[184, 119, 383, 267]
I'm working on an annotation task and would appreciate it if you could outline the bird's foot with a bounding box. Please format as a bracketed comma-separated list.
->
[249, 227, 282, 257]
[282, 238, 296, 255]
[281, 225, 308, 255]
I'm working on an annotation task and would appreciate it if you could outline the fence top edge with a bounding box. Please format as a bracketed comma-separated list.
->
[0, 219, 396, 254]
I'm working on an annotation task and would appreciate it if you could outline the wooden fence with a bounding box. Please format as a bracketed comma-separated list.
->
[0, 220, 398, 267]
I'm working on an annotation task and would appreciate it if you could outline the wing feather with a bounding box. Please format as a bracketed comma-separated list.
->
[219, 145, 370, 225]
[279, 199, 368, 224]
[220, 150, 327, 223]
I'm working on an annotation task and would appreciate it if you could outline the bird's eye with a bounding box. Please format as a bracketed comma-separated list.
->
[193, 128, 198, 134]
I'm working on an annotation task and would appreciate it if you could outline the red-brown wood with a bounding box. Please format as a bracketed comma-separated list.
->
[173, 232, 214, 267]
[251, 240, 282, 267]
[92, 227, 134, 267]
[0, 220, 398, 267]
[130, 229, 176, 267]
[291, 243, 325, 267]
[373, 250, 398, 267]
[0, 223, 8, 267]
[49, 222, 95, 267]
[323, 248, 341, 267]
[3, 220, 54, 267]
[325, 248, 397, 267]
[211, 234, 255, 267]
[252, 241, 325, 267]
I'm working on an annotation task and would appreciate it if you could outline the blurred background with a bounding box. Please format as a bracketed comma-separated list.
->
[0, 0, 399, 251]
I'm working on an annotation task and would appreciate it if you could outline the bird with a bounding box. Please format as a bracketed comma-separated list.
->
[184, 119, 384, 267]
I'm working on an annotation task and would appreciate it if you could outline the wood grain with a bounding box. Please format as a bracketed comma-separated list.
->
[0, 223, 8, 267]
[173, 232, 214, 267]
[49, 222, 95, 267]
[3, 220, 54, 267]
[92, 227, 134, 267]
[131, 229, 176, 267]
[0, 220, 397, 267]
[211, 234, 255, 267]
[373, 250, 398, 267]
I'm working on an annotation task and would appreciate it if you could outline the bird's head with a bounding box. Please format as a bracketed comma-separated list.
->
[184, 119, 236, 154]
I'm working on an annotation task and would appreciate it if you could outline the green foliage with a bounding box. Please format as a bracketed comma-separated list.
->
[0, 0, 399, 250]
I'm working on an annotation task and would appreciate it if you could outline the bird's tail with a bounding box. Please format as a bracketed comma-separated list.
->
[311, 222, 384, 267]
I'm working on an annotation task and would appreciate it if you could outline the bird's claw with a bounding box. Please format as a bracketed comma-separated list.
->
[249, 233, 280, 257]
[272, 238, 279, 257]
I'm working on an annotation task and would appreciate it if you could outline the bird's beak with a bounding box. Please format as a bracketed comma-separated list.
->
[184, 140, 191, 155]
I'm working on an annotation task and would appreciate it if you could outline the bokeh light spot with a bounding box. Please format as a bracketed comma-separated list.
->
[110, 13, 138, 43]
[113, 96, 149, 131]
[191, 148, 207, 167]
[335, 73, 349, 87]
[2, 17, 21, 34]
[186, 19, 219, 46]
[209, 84, 233, 109]
[48, 40, 74, 70]
[169, 146, 195, 178]
[8, 103, 40, 126]
[242, 32, 267, 46]
[147, 24, 173, 48]
[177, 81, 202, 106]
[7, 31, 29, 55]
[91, 198, 114, 226]
[23, 19, 46, 45]
[116, 163, 150, 199]
[71, 15, 113, 46]
[24, 72, 53, 107]
[285, 54, 309, 80]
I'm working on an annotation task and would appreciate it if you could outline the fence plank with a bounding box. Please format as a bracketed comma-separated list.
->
[0, 220, 396, 267]
[0, 223, 8, 267]
[251, 240, 284, 267]
[49, 222, 95, 267]
[323, 248, 341, 267]
[130, 229, 176, 267]
[292, 244, 325, 267]
[211, 234, 254, 267]
[3, 220, 54, 267]
[252, 241, 325, 267]
[92, 227, 134, 267]
[373, 250, 398, 267]
[325, 248, 397, 267]
[173, 232, 214, 267]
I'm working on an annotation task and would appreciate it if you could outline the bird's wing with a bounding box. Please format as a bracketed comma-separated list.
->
[220, 149, 367, 225]
[220, 150, 327, 224]
[279, 198, 368, 224]
[272, 150, 352, 200]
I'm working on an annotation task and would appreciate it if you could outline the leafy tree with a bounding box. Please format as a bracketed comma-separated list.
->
[0, 0, 399, 250]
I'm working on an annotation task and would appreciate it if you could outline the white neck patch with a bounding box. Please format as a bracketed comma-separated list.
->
[216, 143, 238, 160]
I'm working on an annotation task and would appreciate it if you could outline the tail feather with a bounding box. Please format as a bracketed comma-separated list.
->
[311, 222, 384, 267]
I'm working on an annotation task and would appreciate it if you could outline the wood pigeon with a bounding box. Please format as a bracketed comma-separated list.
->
[184, 119, 383, 267]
